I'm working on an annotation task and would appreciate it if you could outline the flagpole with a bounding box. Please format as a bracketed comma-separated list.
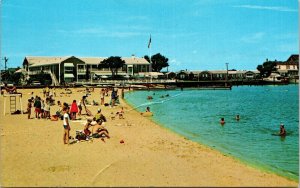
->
[148, 35, 153, 83]
[148, 35, 152, 73]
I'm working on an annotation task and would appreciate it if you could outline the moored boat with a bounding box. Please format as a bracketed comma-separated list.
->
[263, 73, 288, 84]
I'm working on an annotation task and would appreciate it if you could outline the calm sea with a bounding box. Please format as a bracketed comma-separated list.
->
[125, 85, 299, 181]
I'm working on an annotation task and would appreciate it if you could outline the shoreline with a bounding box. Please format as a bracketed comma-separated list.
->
[124, 94, 298, 182]
[0, 88, 298, 186]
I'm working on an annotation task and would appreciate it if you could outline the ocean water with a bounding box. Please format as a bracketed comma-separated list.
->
[125, 85, 299, 181]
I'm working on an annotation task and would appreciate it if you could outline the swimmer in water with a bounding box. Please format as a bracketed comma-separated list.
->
[220, 117, 225, 125]
[279, 124, 286, 136]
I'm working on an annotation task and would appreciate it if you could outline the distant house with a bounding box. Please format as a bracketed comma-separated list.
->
[275, 54, 299, 77]
[177, 70, 260, 81]
[22, 55, 150, 85]
[176, 70, 189, 80]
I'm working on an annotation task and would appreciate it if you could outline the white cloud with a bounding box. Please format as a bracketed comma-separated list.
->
[233, 5, 297, 12]
[276, 43, 299, 53]
[58, 27, 147, 38]
[170, 59, 182, 66]
[241, 32, 265, 43]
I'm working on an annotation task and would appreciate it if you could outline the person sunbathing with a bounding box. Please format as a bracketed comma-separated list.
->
[83, 119, 93, 136]
[4, 85, 17, 94]
[91, 119, 110, 140]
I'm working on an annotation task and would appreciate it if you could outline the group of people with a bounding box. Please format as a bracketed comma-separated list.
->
[219, 115, 287, 137]
[62, 106, 111, 145]
[27, 94, 52, 119]
[61, 87, 127, 145]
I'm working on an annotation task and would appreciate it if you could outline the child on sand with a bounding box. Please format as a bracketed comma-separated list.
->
[70, 100, 78, 120]
[44, 99, 51, 119]
[100, 89, 105, 105]
[62, 106, 71, 145]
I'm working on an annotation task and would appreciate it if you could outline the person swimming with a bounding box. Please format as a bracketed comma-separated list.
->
[236, 115, 240, 121]
[279, 124, 286, 136]
[220, 117, 225, 125]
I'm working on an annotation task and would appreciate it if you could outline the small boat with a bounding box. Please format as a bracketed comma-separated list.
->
[263, 73, 288, 84]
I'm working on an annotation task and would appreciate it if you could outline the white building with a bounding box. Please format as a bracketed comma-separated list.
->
[22, 55, 150, 85]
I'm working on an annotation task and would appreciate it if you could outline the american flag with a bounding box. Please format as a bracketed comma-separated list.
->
[148, 35, 151, 48]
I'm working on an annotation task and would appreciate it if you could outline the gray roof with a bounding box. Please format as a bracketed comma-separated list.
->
[25, 56, 71, 67]
[179, 70, 260, 74]
[25, 56, 150, 67]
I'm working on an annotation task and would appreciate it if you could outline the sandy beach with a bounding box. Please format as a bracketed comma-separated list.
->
[0, 87, 298, 187]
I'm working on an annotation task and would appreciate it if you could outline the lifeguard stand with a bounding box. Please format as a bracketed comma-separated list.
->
[3, 94, 23, 116]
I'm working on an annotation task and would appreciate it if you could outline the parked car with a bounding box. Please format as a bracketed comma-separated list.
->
[31, 81, 41, 86]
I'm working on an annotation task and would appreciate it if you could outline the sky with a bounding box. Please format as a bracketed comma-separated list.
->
[0, 0, 298, 72]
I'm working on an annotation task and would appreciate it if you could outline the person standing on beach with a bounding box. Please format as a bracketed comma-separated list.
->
[27, 99, 32, 119]
[100, 89, 105, 105]
[34, 96, 42, 119]
[44, 99, 51, 119]
[70, 100, 78, 120]
[78, 96, 87, 116]
[63, 106, 71, 145]
[41, 99, 45, 118]
[45, 86, 50, 97]
[111, 89, 116, 108]
[42, 88, 46, 98]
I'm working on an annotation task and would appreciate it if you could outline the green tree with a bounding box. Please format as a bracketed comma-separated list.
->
[8, 73, 22, 85]
[257, 60, 277, 77]
[100, 56, 126, 78]
[144, 53, 169, 72]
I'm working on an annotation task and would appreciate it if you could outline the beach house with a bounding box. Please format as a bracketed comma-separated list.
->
[275, 54, 299, 78]
[22, 55, 150, 85]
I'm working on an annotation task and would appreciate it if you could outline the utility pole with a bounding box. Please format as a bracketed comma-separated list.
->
[3, 57, 8, 71]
